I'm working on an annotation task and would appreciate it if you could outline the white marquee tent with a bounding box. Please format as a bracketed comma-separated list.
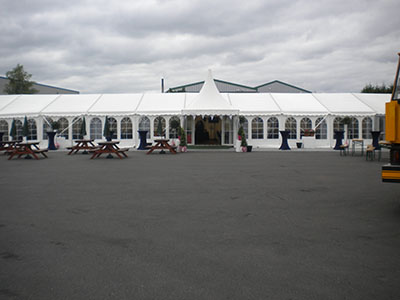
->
[0, 71, 391, 149]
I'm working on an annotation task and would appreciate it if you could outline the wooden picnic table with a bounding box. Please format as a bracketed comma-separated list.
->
[68, 139, 97, 154]
[0, 140, 21, 153]
[8, 142, 48, 160]
[90, 141, 129, 159]
[146, 139, 177, 154]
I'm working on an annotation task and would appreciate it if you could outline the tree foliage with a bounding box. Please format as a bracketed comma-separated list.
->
[4, 64, 38, 94]
[179, 126, 187, 146]
[361, 83, 393, 93]
[238, 126, 247, 147]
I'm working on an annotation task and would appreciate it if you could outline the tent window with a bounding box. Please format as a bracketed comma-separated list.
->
[108, 117, 118, 139]
[223, 116, 233, 144]
[15, 120, 23, 140]
[362, 117, 372, 139]
[58, 118, 69, 139]
[267, 117, 279, 139]
[315, 118, 327, 139]
[300, 117, 312, 137]
[251, 117, 264, 139]
[333, 117, 344, 135]
[90, 117, 102, 140]
[139, 117, 150, 139]
[27, 119, 37, 140]
[154, 117, 166, 137]
[169, 116, 180, 139]
[348, 117, 359, 139]
[0, 120, 9, 141]
[121, 117, 132, 139]
[285, 117, 297, 139]
[43, 117, 53, 140]
[72, 117, 83, 139]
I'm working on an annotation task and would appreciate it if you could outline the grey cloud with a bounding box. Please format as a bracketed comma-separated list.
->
[0, 0, 399, 93]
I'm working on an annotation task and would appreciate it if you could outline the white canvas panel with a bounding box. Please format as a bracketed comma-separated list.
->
[137, 93, 185, 115]
[182, 71, 238, 116]
[0, 94, 59, 117]
[313, 93, 375, 114]
[271, 93, 329, 114]
[185, 90, 232, 110]
[88, 94, 143, 115]
[41, 94, 102, 116]
[228, 93, 281, 115]
[0, 95, 20, 112]
[352, 93, 390, 115]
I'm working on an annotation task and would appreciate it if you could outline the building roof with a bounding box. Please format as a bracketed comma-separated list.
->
[255, 80, 311, 93]
[167, 78, 256, 93]
[168, 78, 310, 93]
[0, 76, 79, 94]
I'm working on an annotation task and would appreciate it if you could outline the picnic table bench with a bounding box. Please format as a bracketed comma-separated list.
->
[146, 139, 177, 154]
[0, 140, 20, 154]
[8, 142, 48, 160]
[90, 141, 128, 159]
[68, 139, 97, 154]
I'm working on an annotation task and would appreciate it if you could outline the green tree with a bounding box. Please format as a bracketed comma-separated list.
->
[361, 83, 393, 93]
[4, 64, 38, 94]
[179, 126, 187, 147]
[239, 126, 247, 147]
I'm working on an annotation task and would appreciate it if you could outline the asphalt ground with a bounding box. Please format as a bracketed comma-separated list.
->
[1, 150, 400, 300]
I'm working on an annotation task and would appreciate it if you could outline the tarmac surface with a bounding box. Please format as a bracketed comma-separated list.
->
[1, 150, 400, 300]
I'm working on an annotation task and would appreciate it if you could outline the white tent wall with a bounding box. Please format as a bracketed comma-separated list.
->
[0, 113, 379, 149]
[0, 92, 390, 149]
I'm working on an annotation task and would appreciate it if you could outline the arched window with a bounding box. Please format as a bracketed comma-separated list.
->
[333, 117, 344, 136]
[58, 117, 69, 139]
[285, 117, 297, 139]
[108, 117, 118, 139]
[267, 117, 279, 139]
[169, 116, 180, 139]
[72, 117, 83, 139]
[15, 120, 23, 140]
[121, 117, 132, 139]
[315, 118, 327, 139]
[90, 117, 102, 140]
[251, 117, 264, 139]
[43, 117, 53, 140]
[0, 120, 9, 141]
[300, 117, 312, 137]
[154, 116, 166, 137]
[239, 117, 248, 139]
[27, 119, 37, 140]
[139, 116, 150, 139]
[362, 117, 372, 139]
[348, 117, 359, 139]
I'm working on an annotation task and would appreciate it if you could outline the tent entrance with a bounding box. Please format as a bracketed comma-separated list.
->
[194, 116, 221, 145]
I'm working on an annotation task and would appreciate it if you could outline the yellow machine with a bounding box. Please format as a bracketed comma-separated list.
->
[382, 52, 400, 183]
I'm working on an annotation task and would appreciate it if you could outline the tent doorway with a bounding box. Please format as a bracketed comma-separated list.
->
[194, 116, 221, 145]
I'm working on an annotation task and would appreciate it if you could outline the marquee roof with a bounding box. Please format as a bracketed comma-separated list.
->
[0, 92, 390, 119]
[0, 72, 391, 119]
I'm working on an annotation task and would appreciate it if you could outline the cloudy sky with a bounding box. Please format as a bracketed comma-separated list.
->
[1, 0, 399, 93]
